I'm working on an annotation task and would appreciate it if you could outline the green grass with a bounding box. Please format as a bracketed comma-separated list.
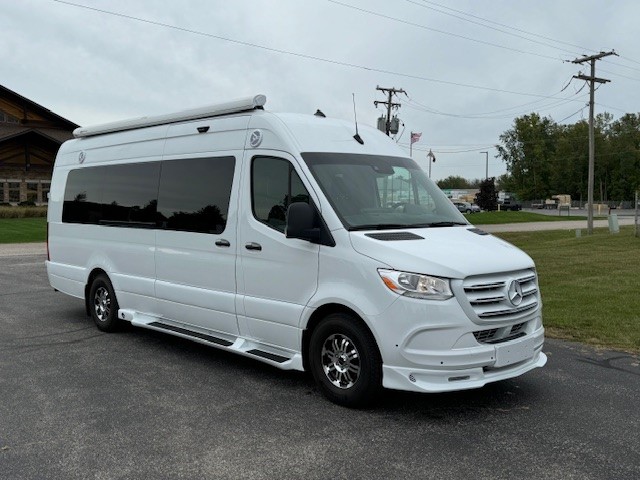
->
[496, 227, 640, 353]
[0, 217, 47, 243]
[466, 211, 589, 224]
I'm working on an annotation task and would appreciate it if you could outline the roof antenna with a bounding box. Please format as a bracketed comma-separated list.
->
[352, 93, 364, 145]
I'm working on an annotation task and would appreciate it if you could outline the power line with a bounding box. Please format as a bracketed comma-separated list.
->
[402, 0, 640, 79]
[48, 0, 601, 101]
[329, 1, 640, 84]
[327, 0, 562, 61]
[403, 94, 589, 120]
[414, 0, 595, 53]
[557, 107, 587, 123]
[403, 0, 582, 57]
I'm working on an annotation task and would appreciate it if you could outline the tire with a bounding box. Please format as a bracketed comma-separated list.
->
[465, 209, 472, 213]
[89, 274, 121, 332]
[309, 313, 382, 407]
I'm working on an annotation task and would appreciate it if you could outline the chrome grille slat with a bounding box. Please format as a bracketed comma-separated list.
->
[470, 296, 506, 304]
[464, 282, 505, 291]
[517, 275, 536, 283]
[477, 302, 537, 318]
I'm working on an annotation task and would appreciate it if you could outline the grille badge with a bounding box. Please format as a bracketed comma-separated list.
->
[507, 280, 524, 306]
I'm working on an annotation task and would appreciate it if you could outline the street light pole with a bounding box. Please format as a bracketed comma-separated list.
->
[480, 151, 488, 179]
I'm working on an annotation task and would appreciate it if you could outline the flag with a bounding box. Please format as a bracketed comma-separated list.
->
[410, 132, 422, 145]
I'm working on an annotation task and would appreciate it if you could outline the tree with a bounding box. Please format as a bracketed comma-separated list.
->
[496, 113, 559, 200]
[475, 177, 498, 211]
[436, 175, 472, 189]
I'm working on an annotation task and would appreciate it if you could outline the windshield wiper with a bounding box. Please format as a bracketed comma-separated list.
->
[349, 224, 414, 231]
[424, 221, 468, 228]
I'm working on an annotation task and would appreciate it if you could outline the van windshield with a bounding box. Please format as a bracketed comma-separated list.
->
[301, 153, 467, 231]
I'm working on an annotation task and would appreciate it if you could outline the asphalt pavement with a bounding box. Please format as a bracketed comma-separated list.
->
[0, 253, 639, 479]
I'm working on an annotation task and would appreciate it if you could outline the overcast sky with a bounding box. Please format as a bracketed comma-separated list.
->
[3, 0, 639, 181]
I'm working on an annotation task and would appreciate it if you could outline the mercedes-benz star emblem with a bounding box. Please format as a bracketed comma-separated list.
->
[507, 280, 524, 306]
[249, 129, 263, 148]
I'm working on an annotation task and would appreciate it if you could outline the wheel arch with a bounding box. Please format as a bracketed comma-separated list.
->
[301, 303, 380, 372]
[84, 268, 109, 316]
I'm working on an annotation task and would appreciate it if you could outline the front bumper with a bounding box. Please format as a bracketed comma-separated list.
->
[366, 294, 546, 393]
[382, 333, 546, 393]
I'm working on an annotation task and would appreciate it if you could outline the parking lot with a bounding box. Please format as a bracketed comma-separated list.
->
[1, 253, 639, 479]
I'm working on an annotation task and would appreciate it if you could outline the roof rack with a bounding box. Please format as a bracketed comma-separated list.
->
[73, 94, 266, 138]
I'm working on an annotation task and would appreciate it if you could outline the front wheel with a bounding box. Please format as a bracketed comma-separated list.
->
[89, 274, 121, 332]
[309, 314, 382, 407]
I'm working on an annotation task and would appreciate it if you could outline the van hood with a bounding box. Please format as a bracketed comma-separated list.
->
[349, 227, 534, 279]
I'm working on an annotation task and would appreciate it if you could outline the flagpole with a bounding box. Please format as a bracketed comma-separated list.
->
[410, 132, 413, 157]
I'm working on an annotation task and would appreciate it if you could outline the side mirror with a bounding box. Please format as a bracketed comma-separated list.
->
[286, 202, 320, 242]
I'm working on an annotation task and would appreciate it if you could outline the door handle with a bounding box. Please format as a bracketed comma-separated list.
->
[215, 239, 231, 247]
[245, 242, 262, 251]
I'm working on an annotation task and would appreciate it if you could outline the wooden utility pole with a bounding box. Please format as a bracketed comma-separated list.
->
[374, 86, 405, 136]
[571, 50, 617, 234]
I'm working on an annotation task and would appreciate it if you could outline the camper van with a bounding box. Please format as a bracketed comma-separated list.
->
[46, 95, 546, 406]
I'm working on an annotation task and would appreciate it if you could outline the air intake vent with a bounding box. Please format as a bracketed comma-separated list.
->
[468, 228, 489, 236]
[365, 232, 424, 241]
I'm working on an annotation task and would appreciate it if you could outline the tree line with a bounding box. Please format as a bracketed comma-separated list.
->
[495, 112, 640, 203]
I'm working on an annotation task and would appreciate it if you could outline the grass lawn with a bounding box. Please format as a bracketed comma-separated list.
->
[0, 217, 47, 243]
[496, 227, 640, 353]
[466, 211, 589, 224]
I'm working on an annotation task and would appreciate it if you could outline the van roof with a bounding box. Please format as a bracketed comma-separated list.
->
[73, 94, 266, 138]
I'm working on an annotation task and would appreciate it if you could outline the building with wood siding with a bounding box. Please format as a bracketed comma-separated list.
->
[0, 85, 78, 204]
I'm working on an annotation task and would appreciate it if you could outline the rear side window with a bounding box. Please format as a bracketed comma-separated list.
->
[62, 156, 235, 234]
[251, 157, 310, 232]
[157, 157, 235, 234]
[63, 163, 160, 226]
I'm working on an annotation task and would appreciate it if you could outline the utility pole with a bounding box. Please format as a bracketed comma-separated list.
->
[571, 50, 617, 234]
[374, 86, 406, 136]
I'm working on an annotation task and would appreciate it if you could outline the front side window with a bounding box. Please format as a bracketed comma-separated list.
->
[302, 153, 466, 230]
[251, 157, 310, 232]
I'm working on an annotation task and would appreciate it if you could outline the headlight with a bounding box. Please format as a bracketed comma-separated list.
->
[378, 269, 453, 300]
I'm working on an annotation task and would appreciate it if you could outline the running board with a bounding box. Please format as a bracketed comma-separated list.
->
[148, 321, 233, 347]
[120, 309, 303, 370]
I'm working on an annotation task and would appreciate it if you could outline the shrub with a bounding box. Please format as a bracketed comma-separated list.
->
[0, 206, 48, 218]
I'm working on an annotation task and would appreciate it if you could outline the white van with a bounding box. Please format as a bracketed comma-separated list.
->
[46, 95, 546, 406]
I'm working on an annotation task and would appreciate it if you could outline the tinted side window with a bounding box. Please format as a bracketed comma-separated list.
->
[62, 163, 160, 226]
[157, 157, 235, 234]
[252, 157, 310, 232]
[101, 163, 160, 225]
[63, 167, 104, 224]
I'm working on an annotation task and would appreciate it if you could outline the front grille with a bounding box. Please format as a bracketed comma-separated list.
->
[463, 270, 539, 322]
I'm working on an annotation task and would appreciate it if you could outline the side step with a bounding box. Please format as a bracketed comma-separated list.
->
[148, 321, 233, 347]
[121, 309, 303, 370]
[246, 349, 289, 364]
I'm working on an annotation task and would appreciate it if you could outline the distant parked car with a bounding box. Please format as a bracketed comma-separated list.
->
[453, 201, 480, 213]
[498, 200, 522, 211]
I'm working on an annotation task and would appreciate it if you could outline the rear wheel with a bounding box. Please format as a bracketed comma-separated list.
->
[309, 313, 381, 407]
[89, 274, 121, 332]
